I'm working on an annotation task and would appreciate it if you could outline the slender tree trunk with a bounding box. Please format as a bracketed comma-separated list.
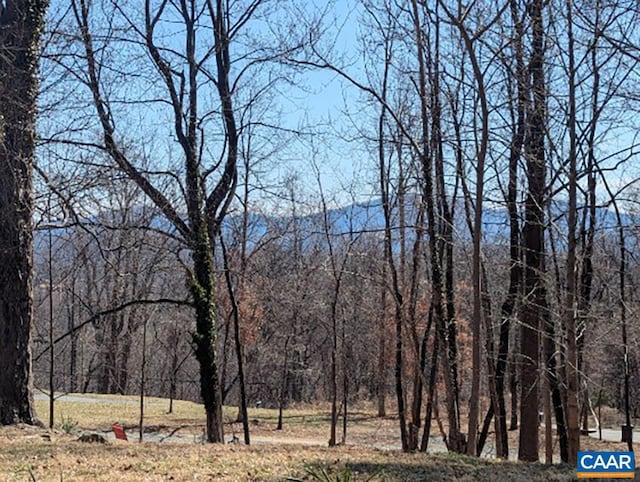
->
[518, 0, 547, 462]
[411, 0, 462, 452]
[543, 367, 552, 464]
[139, 318, 147, 442]
[377, 259, 387, 418]
[168, 333, 178, 414]
[577, 3, 600, 437]
[341, 331, 349, 444]
[609, 198, 633, 452]
[509, 355, 518, 431]
[317, 182, 343, 448]
[277, 335, 290, 431]
[329, 307, 339, 447]
[48, 220, 55, 428]
[117, 332, 132, 394]
[478, 267, 501, 457]
[420, 308, 438, 452]
[490, 0, 527, 457]
[619, 222, 632, 453]
[564, 0, 580, 464]
[376, 39, 408, 450]
[220, 236, 250, 445]
[438, 5, 490, 455]
[477, 405, 494, 456]
[69, 276, 78, 393]
[543, 288, 569, 461]
[407, 199, 426, 452]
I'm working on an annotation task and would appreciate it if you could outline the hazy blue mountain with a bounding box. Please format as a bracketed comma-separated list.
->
[34, 196, 636, 262]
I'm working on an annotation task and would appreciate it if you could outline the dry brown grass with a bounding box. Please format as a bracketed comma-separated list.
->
[0, 426, 577, 482]
[0, 394, 630, 481]
[43, 393, 204, 432]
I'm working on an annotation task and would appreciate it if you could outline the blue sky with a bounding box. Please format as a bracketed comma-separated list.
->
[37, 0, 640, 218]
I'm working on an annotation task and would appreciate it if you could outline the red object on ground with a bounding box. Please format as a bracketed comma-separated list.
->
[112, 423, 128, 441]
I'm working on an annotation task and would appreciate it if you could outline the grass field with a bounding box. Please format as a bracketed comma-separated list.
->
[0, 394, 632, 481]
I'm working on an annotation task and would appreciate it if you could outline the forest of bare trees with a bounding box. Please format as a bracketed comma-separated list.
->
[2, 0, 640, 467]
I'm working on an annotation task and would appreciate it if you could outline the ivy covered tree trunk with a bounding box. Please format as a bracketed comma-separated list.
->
[190, 225, 224, 443]
[0, 0, 47, 426]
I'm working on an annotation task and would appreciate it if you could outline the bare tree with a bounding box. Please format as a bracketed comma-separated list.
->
[60, 0, 288, 442]
[434, 0, 498, 455]
[563, 0, 580, 463]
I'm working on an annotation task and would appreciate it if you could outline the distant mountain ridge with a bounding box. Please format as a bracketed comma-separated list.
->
[226, 196, 635, 249]
[34, 196, 636, 260]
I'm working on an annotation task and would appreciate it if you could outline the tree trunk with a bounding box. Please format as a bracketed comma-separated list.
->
[492, 0, 527, 457]
[407, 199, 426, 453]
[376, 39, 407, 450]
[544, 291, 569, 462]
[420, 316, 439, 452]
[518, 0, 546, 462]
[341, 337, 349, 444]
[509, 355, 518, 431]
[277, 335, 290, 431]
[191, 231, 224, 443]
[411, 0, 462, 453]
[219, 236, 250, 445]
[377, 266, 387, 417]
[117, 331, 133, 394]
[0, 0, 46, 426]
[329, 309, 339, 447]
[576, 0, 600, 440]
[168, 334, 178, 414]
[68, 277, 78, 393]
[609, 197, 633, 452]
[563, 0, 580, 464]
[441, 6, 490, 456]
